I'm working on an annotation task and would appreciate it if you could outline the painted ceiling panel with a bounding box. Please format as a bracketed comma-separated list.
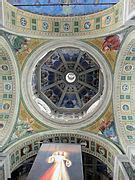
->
[1, 31, 122, 145]
[7, 0, 119, 16]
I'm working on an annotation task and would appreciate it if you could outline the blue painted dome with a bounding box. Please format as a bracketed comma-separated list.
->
[32, 47, 104, 114]
[8, 0, 119, 16]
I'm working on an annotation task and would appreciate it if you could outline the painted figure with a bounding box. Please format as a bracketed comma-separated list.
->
[40, 151, 72, 180]
[99, 120, 118, 142]
[102, 35, 121, 51]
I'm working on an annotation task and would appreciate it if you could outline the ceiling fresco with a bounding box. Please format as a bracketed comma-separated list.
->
[5, 33, 49, 68]
[33, 47, 103, 114]
[9, 102, 49, 143]
[1, 1, 135, 178]
[84, 34, 122, 71]
[82, 103, 119, 144]
[8, 0, 119, 16]
[0, 30, 125, 147]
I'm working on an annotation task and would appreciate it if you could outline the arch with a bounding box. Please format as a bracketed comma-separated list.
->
[113, 30, 135, 152]
[2, 1, 124, 39]
[0, 36, 20, 148]
[4, 130, 122, 173]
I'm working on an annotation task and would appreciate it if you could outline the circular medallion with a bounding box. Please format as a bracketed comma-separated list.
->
[3, 103, 10, 110]
[122, 104, 129, 111]
[5, 84, 12, 91]
[22, 146, 30, 154]
[84, 21, 91, 29]
[66, 72, 76, 83]
[2, 65, 8, 71]
[42, 21, 48, 31]
[105, 16, 111, 25]
[122, 84, 129, 91]
[63, 23, 70, 32]
[124, 64, 133, 72]
[98, 146, 106, 156]
[20, 17, 27, 26]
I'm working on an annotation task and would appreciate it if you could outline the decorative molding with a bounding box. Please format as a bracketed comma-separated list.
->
[0, 36, 20, 148]
[113, 30, 135, 152]
[1, 1, 124, 39]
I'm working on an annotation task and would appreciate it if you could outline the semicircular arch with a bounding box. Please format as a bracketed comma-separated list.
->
[0, 36, 20, 148]
[113, 30, 135, 152]
[4, 130, 122, 173]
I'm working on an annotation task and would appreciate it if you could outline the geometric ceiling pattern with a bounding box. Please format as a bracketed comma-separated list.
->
[113, 30, 135, 151]
[4, 0, 123, 39]
[0, 36, 20, 149]
[33, 47, 103, 114]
